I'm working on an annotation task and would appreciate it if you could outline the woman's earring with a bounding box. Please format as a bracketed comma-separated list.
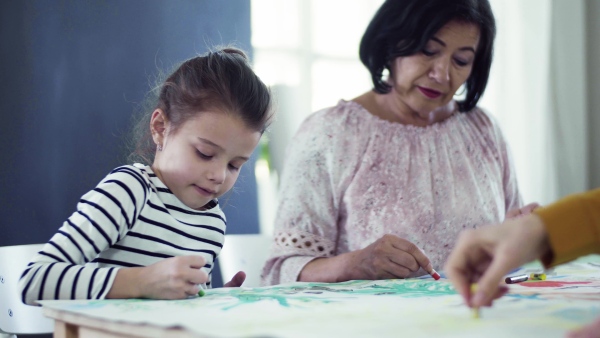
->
[454, 84, 467, 96]
[157, 144, 163, 151]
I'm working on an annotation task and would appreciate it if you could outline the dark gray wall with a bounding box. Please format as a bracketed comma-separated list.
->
[0, 0, 259, 288]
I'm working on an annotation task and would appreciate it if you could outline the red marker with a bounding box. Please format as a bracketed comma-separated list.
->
[431, 269, 441, 280]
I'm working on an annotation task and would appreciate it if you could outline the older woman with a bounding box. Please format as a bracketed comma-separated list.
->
[262, 0, 535, 285]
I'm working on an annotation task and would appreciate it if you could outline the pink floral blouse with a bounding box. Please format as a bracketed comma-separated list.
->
[261, 100, 522, 285]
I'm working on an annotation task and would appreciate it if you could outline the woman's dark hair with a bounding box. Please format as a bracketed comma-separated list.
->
[359, 0, 496, 112]
[129, 47, 273, 164]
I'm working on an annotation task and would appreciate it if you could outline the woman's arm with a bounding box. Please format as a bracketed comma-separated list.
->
[298, 252, 359, 283]
[261, 112, 342, 285]
[486, 111, 524, 212]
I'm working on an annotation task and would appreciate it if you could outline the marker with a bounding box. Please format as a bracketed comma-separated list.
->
[470, 283, 480, 319]
[504, 274, 528, 284]
[198, 289, 206, 297]
[529, 273, 546, 280]
[431, 269, 441, 281]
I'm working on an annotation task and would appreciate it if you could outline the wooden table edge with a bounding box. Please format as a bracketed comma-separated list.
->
[43, 307, 205, 338]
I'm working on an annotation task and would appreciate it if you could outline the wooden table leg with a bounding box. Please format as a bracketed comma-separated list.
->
[54, 320, 79, 338]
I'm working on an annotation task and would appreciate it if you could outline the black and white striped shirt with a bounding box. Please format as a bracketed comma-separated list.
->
[19, 164, 226, 305]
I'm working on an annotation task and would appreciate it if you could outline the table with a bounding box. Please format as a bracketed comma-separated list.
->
[41, 255, 600, 338]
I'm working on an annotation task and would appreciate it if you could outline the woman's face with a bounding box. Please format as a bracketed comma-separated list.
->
[388, 20, 480, 120]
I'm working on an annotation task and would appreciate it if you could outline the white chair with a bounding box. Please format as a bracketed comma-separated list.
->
[0, 244, 54, 337]
[218, 234, 271, 288]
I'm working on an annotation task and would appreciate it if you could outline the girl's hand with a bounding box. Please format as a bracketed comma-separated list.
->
[109, 255, 209, 300]
[348, 234, 434, 280]
[223, 271, 246, 287]
[506, 202, 540, 219]
[138, 255, 209, 299]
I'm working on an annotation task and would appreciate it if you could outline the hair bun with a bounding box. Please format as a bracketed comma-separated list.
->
[219, 47, 248, 60]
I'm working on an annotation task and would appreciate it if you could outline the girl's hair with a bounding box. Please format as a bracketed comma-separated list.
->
[359, 0, 496, 112]
[128, 47, 272, 164]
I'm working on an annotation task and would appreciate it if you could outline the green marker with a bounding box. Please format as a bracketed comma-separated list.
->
[198, 289, 206, 297]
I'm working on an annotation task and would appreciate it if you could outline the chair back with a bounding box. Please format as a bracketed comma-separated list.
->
[0, 244, 54, 335]
[218, 234, 271, 288]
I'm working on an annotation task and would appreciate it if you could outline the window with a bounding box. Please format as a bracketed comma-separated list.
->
[251, 0, 384, 234]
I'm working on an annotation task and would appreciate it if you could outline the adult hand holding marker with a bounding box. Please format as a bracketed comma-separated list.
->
[443, 202, 541, 308]
[353, 234, 440, 280]
[444, 214, 549, 309]
[298, 234, 439, 282]
[359, 234, 438, 280]
[445, 188, 600, 337]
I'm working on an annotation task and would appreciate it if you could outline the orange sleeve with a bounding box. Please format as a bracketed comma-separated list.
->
[534, 188, 600, 267]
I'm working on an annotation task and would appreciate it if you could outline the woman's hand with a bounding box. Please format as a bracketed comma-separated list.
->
[298, 234, 434, 282]
[506, 202, 540, 219]
[444, 214, 550, 308]
[349, 234, 435, 280]
[108, 255, 209, 299]
[223, 271, 246, 287]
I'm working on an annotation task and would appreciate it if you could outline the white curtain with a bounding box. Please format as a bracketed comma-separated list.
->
[548, 0, 589, 197]
[481, 0, 588, 205]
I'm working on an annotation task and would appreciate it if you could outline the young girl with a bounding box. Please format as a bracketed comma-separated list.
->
[18, 47, 272, 305]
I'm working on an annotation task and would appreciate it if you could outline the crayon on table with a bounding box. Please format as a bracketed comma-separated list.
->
[529, 273, 546, 280]
[198, 289, 206, 297]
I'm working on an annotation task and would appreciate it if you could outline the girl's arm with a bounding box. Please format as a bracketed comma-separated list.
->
[18, 166, 148, 305]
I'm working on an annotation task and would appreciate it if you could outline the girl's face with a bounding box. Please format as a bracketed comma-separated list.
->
[388, 20, 480, 122]
[151, 110, 261, 210]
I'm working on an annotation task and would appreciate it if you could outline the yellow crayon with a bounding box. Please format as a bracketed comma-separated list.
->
[470, 284, 480, 319]
[529, 273, 546, 280]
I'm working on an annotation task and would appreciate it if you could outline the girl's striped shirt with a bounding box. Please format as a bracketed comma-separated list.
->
[19, 163, 226, 305]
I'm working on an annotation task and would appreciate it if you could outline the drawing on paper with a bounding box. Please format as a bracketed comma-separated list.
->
[39, 255, 600, 338]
